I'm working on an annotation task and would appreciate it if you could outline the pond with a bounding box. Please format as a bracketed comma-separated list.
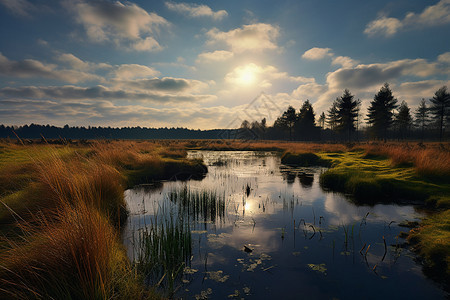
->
[122, 151, 446, 299]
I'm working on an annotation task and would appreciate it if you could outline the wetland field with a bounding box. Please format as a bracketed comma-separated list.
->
[0, 140, 449, 299]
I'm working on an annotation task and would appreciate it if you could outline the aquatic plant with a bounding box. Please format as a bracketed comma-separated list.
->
[169, 186, 226, 224]
[134, 211, 192, 296]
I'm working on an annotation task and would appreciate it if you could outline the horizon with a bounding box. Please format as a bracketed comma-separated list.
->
[0, 0, 449, 129]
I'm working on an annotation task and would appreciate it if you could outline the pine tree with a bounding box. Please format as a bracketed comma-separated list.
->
[414, 99, 429, 141]
[366, 83, 398, 141]
[395, 101, 412, 140]
[274, 106, 297, 140]
[336, 89, 360, 141]
[429, 86, 450, 141]
[326, 99, 339, 131]
[318, 112, 326, 129]
[296, 100, 316, 140]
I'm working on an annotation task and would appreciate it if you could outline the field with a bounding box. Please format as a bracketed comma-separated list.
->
[0, 139, 449, 297]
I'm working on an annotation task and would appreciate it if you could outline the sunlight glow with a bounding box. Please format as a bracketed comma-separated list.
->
[238, 68, 256, 85]
[235, 64, 258, 85]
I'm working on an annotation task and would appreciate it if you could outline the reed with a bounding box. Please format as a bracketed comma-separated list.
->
[169, 186, 226, 224]
[134, 211, 192, 296]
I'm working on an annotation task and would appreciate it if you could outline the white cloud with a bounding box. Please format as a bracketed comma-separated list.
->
[292, 82, 327, 100]
[332, 56, 358, 68]
[206, 23, 280, 53]
[364, 17, 403, 37]
[65, 0, 169, 51]
[365, 0, 450, 37]
[132, 36, 163, 52]
[196, 50, 234, 63]
[113, 64, 160, 80]
[165, 2, 227, 20]
[301, 47, 334, 60]
[438, 52, 450, 63]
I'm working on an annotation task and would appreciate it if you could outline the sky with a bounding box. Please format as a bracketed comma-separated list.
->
[0, 0, 449, 129]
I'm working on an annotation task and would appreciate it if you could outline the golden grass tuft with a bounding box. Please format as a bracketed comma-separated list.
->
[0, 202, 127, 299]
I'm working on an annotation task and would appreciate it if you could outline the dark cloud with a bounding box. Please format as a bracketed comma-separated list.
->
[326, 59, 439, 90]
[0, 53, 100, 83]
[0, 85, 216, 104]
[113, 77, 207, 92]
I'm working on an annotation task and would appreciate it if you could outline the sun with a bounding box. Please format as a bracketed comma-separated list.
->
[236, 64, 258, 85]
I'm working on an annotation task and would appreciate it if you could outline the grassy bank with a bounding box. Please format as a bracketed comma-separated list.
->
[277, 142, 450, 289]
[0, 140, 206, 299]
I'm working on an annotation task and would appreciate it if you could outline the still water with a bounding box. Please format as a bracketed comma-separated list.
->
[123, 151, 446, 299]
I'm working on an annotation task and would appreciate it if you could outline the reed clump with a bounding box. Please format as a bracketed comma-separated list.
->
[135, 212, 192, 296]
[0, 202, 144, 299]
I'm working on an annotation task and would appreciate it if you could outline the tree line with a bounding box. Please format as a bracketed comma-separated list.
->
[240, 84, 450, 142]
[1, 84, 448, 142]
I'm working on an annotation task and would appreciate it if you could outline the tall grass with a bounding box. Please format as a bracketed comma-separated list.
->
[0, 202, 139, 299]
[362, 142, 450, 178]
[134, 211, 192, 296]
[0, 140, 201, 298]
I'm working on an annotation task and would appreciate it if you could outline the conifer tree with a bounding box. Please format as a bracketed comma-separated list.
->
[366, 83, 398, 141]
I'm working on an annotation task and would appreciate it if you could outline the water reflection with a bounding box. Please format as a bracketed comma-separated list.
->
[123, 151, 446, 299]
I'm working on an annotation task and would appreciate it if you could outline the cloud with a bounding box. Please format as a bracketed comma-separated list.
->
[196, 50, 234, 63]
[0, 98, 241, 129]
[438, 52, 450, 63]
[65, 0, 169, 51]
[332, 56, 358, 68]
[0, 0, 35, 17]
[165, 2, 227, 20]
[0, 52, 100, 83]
[326, 59, 441, 90]
[57, 53, 112, 71]
[364, 17, 403, 37]
[0, 85, 216, 104]
[225, 63, 314, 88]
[365, 0, 450, 37]
[113, 64, 160, 80]
[206, 23, 280, 53]
[112, 77, 210, 93]
[292, 82, 327, 100]
[301, 47, 334, 60]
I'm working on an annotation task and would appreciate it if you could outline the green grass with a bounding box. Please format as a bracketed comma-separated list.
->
[315, 150, 450, 289]
[408, 210, 450, 290]
[318, 151, 450, 206]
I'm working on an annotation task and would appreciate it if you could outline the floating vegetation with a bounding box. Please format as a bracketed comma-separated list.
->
[307, 263, 327, 275]
[169, 185, 226, 223]
[195, 288, 213, 300]
[237, 253, 272, 272]
[206, 270, 230, 283]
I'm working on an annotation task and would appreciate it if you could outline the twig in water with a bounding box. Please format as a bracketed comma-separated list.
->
[381, 236, 387, 262]
[309, 224, 316, 240]
[359, 243, 367, 255]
